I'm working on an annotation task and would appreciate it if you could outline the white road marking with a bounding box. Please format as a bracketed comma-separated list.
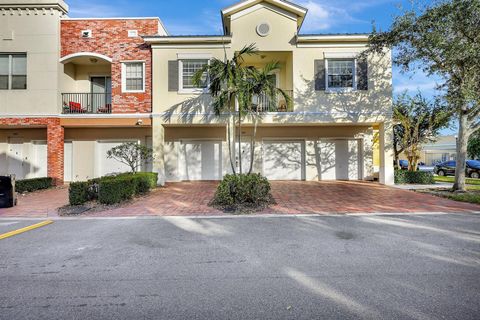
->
[0, 222, 19, 226]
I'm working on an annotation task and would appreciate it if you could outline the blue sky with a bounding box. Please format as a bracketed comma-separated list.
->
[67, 0, 446, 128]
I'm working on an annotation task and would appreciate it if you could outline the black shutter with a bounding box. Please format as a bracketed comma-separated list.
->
[168, 60, 179, 92]
[314, 59, 326, 91]
[356, 58, 368, 90]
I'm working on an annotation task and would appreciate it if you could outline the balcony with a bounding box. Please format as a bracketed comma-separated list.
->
[62, 93, 112, 114]
[253, 90, 293, 112]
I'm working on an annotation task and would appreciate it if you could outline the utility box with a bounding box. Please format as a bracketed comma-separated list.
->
[0, 175, 17, 208]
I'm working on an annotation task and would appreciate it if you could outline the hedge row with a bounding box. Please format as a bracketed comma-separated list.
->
[394, 170, 435, 184]
[16, 177, 53, 193]
[69, 172, 158, 206]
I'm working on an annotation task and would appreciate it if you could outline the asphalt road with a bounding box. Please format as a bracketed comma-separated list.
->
[1, 213, 479, 320]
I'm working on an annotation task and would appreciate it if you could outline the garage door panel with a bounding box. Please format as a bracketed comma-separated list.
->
[32, 141, 47, 178]
[318, 139, 361, 181]
[263, 141, 304, 180]
[347, 140, 360, 180]
[179, 141, 222, 181]
[318, 141, 337, 180]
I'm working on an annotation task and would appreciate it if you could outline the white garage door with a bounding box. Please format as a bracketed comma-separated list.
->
[32, 141, 47, 178]
[318, 139, 361, 180]
[64, 142, 73, 182]
[97, 141, 132, 177]
[263, 141, 304, 180]
[178, 141, 222, 180]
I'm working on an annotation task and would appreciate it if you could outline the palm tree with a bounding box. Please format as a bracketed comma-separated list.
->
[193, 44, 291, 176]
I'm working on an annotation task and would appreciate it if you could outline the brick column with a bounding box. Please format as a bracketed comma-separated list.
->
[47, 119, 64, 185]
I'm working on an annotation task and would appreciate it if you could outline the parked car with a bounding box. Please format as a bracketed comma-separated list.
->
[396, 160, 419, 170]
[398, 160, 409, 170]
[433, 160, 480, 178]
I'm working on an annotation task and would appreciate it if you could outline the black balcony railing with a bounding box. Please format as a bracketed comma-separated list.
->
[252, 90, 293, 112]
[62, 93, 112, 114]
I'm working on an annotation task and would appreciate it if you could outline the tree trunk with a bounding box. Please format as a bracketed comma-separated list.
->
[453, 110, 470, 192]
[394, 152, 400, 170]
[248, 114, 258, 175]
[238, 108, 242, 175]
[227, 115, 236, 175]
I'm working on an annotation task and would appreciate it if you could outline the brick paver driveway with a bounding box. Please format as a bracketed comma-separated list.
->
[87, 180, 480, 216]
[0, 187, 68, 218]
[1, 181, 479, 218]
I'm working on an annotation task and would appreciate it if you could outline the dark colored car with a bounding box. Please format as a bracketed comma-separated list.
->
[433, 160, 480, 178]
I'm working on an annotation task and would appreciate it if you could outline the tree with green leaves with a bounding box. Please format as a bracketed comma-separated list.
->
[107, 142, 153, 173]
[393, 93, 451, 171]
[468, 131, 480, 160]
[193, 44, 290, 175]
[366, 0, 480, 190]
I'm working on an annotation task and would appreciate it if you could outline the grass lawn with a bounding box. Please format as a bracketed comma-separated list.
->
[444, 192, 480, 205]
[434, 176, 480, 185]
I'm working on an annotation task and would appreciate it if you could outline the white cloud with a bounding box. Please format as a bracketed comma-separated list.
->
[298, 0, 373, 32]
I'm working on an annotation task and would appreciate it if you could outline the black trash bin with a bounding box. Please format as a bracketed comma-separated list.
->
[0, 175, 17, 208]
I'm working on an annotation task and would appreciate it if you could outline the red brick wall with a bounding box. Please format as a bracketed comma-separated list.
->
[0, 118, 64, 185]
[61, 19, 159, 114]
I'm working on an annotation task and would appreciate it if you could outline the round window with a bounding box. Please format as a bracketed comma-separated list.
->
[256, 23, 271, 37]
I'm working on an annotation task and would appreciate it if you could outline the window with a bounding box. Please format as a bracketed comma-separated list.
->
[122, 62, 145, 92]
[128, 30, 138, 37]
[0, 53, 27, 90]
[326, 59, 354, 90]
[180, 59, 208, 92]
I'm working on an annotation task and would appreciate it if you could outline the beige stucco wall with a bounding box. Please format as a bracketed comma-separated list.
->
[151, 5, 392, 126]
[0, 2, 66, 115]
[151, 3, 394, 184]
[61, 63, 111, 93]
[64, 127, 151, 181]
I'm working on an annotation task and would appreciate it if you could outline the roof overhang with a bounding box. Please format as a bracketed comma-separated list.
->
[143, 35, 232, 46]
[59, 52, 113, 64]
[0, 0, 68, 14]
[221, 0, 307, 34]
[296, 34, 370, 43]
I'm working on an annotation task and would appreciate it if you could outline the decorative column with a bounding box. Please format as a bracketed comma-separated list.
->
[379, 121, 395, 185]
[152, 118, 165, 186]
[47, 119, 64, 185]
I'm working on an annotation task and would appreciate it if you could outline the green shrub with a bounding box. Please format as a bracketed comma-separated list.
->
[68, 172, 158, 206]
[116, 172, 158, 192]
[69, 182, 90, 205]
[98, 176, 136, 205]
[16, 177, 53, 193]
[395, 170, 435, 184]
[211, 173, 273, 211]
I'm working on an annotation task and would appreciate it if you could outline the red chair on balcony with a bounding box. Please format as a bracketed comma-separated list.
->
[97, 103, 112, 113]
[68, 101, 87, 113]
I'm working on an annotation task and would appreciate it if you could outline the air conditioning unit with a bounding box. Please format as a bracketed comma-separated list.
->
[81, 30, 92, 38]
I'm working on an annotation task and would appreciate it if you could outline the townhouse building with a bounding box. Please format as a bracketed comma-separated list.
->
[0, 0, 395, 186]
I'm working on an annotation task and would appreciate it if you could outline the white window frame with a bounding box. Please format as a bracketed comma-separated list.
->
[121, 61, 145, 93]
[0, 53, 27, 90]
[177, 53, 211, 94]
[127, 30, 138, 37]
[325, 58, 357, 93]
